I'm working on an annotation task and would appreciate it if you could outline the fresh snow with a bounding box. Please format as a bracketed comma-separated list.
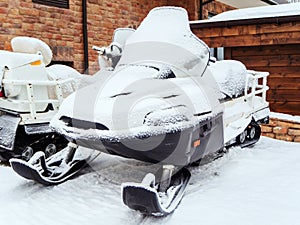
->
[11, 36, 53, 66]
[126, 7, 209, 60]
[209, 60, 249, 98]
[190, 3, 300, 23]
[1, 136, 300, 225]
[270, 112, 300, 123]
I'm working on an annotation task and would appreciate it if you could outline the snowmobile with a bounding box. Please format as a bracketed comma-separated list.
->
[0, 36, 82, 162]
[0, 28, 134, 163]
[10, 7, 269, 216]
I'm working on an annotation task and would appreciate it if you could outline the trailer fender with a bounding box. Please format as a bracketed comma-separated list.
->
[0, 114, 21, 151]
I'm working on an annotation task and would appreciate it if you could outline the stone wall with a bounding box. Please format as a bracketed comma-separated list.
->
[261, 117, 300, 142]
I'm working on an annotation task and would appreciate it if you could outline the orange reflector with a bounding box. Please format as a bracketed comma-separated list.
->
[30, 60, 42, 66]
[193, 139, 201, 148]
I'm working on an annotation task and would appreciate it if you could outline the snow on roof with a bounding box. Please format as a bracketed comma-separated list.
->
[190, 3, 300, 23]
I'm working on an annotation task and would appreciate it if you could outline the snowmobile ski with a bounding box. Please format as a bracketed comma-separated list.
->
[122, 167, 191, 216]
[10, 143, 99, 185]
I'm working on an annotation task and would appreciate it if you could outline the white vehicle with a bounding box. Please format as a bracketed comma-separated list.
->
[0, 36, 81, 161]
[0, 29, 135, 162]
[10, 7, 269, 216]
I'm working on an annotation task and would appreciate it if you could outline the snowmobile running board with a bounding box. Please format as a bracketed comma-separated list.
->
[10, 144, 99, 185]
[122, 167, 191, 216]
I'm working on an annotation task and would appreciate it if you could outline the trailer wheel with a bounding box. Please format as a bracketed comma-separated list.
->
[236, 130, 247, 144]
[22, 147, 34, 161]
[45, 144, 57, 158]
[248, 126, 256, 140]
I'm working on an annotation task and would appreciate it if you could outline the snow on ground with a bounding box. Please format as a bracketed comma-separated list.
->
[1, 136, 300, 225]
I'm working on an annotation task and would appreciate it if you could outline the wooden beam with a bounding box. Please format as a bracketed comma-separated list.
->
[267, 90, 300, 102]
[250, 67, 300, 78]
[269, 102, 300, 115]
[199, 0, 215, 20]
[191, 15, 300, 29]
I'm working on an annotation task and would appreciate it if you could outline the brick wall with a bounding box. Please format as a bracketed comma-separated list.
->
[86, 0, 169, 73]
[261, 118, 300, 142]
[0, 0, 85, 70]
[0, 0, 169, 73]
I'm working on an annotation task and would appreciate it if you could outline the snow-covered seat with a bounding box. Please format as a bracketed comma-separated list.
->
[209, 60, 249, 99]
[46, 64, 83, 98]
[11, 36, 53, 66]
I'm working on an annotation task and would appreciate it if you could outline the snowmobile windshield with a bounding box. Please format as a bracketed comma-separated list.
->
[117, 7, 210, 77]
[112, 28, 135, 47]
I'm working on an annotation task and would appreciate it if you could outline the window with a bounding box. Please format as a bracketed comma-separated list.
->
[32, 0, 69, 9]
[210, 47, 224, 60]
[208, 12, 217, 19]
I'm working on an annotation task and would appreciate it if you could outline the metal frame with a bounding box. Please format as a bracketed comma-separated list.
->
[2, 78, 74, 122]
[244, 71, 269, 108]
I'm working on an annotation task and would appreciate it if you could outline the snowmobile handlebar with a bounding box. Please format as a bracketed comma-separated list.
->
[92, 46, 106, 55]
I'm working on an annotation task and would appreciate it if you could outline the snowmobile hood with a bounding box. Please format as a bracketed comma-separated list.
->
[0, 50, 43, 69]
[51, 64, 218, 141]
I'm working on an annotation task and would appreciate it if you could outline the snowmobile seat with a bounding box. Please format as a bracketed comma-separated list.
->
[11, 36, 53, 66]
[209, 60, 250, 100]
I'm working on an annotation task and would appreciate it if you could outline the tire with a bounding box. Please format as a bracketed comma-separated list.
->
[22, 147, 34, 161]
[236, 130, 247, 144]
[45, 144, 57, 158]
[248, 126, 256, 140]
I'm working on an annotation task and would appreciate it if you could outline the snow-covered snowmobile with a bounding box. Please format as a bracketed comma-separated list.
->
[0, 37, 82, 162]
[10, 7, 269, 216]
[1, 28, 134, 163]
